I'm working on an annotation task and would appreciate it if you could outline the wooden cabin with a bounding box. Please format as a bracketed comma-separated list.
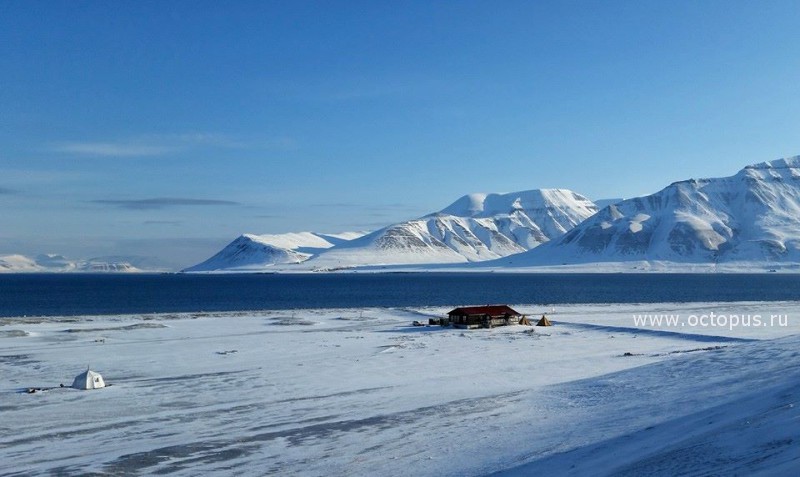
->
[447, 305, 522, 329]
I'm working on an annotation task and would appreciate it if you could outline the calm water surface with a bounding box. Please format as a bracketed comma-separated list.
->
[0, 273, 799, 317]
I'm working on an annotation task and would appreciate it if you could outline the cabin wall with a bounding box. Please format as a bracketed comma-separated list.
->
[447, 314, 518, 328]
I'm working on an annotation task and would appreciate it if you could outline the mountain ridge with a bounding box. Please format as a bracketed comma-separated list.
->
[302, 188, 598, 269]
[492, 156, 800, 268]
[183, 231, 365, 272]
[0, 254, 143, 273]
[184, 188, 599, 271]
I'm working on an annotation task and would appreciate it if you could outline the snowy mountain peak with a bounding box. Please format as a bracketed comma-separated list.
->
[182, 231, 366, 272]
[438, 193, 490, 217]
[439, 188, 596, 219]
[238, 232, 341, 253]
[301, 188, 599, 269]
[186, 188, 600, 271]
[0, 254, 142, 273]
[739, 155, 800, 183]
[499, 155, 800, 268]
[743, 155, 800, 171]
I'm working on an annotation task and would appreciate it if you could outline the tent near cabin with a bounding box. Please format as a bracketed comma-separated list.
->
[536, 315, 553, 327]
[72, 368, 105, 390]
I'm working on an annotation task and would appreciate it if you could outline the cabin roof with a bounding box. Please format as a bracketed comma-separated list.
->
[447, 305, 522, 317]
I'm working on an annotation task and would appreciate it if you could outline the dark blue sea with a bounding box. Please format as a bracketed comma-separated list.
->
[1, 273, 799, 318]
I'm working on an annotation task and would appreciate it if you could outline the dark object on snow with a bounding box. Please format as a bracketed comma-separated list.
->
[536, 315, 553, 326]
[25, 387, 53, 393]
[447, 305, 522, 329]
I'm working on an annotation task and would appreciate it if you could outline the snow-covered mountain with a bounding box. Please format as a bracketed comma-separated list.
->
[182, 232, 365, 272]
[0, 255, 42, 272]
[302, 189, 598, 269]
[0, 254, 142, 273]
[500, 156, 800, 267]
[184, 189, 598, 272]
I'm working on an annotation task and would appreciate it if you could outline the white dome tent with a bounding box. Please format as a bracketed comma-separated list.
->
[71, 368, 105, 390]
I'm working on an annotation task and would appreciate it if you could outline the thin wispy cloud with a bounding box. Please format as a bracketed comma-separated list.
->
[311, 203, 420, 211]
[143, 220, 183, 226]
[258, 76, 432, 104]
[160, 132, 248, 149]
[311, 202, 362, 208]
[367, 203, 422, 212]
[55, 142, 177, 157]
[52, 132, 296, 158]
[92, 198, 241, 210]
[0, 168, 97, 185]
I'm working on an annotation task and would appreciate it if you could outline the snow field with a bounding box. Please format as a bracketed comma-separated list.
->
[2, 302, 800, 475]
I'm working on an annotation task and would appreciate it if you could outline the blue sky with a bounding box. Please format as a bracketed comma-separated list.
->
[2, 1, 800, 269]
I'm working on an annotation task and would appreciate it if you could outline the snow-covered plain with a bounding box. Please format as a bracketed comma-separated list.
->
[3, 302, 800, 475]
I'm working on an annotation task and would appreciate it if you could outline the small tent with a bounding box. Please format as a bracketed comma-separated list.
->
[536, 315, 553, 327]
[518, 316, 532, 326]
[72, 368, 105, 390]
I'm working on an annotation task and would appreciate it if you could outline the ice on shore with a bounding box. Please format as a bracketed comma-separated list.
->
[2, 303, 800, 475]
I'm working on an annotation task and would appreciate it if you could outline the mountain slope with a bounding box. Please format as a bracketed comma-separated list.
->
[0, 254, 142, 273]
[303, 189, 598, 269]
[500, 156, 800, 267]
[182, 232, 364, 272]
[0, 255, 42, 272]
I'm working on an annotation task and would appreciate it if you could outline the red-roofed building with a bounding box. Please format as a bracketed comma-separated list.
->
[447, 305, 523, 329]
